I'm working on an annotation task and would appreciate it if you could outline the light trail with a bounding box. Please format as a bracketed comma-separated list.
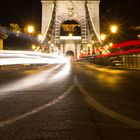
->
[51, 62, 71, 81]
[0, 64, 62, 93]
[111, 40, 140, 49]
[96, 48, 140, 58]
[96, 40, 140, 58]
[0, 50, 70, 65]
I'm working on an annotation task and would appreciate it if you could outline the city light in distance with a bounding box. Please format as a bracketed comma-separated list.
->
[109, 43, 113, 47]
[100, 34, 107, 41]
[69, 33, 73, 37]
[32, 45, 36, 50]
[110, 25, 118, 33]
[27, 25, 35, 34]
[38, 34, 43, 41]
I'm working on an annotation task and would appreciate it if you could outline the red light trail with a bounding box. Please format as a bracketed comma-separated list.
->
[96, 40, 140, 58]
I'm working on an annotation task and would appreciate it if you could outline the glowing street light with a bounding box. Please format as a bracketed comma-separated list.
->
[38, 34, 43, 41]
[69, 33, 73, 37]
[27, 25, 35, 34]
[105, 45, 109, 49]
[109, 42, 113, 47]
[100, 34, 107, 41]
[51, 44, 54, 47]
[110, 25, 118, 33]
[32, 45, 36, 50]
[87, 43, 92, 47]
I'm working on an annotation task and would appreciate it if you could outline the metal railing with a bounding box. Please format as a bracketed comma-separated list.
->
[90, 55, 140, 69]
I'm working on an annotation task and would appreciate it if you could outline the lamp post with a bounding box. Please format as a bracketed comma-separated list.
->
[27, 25, 35, 34]
[110, 25, 118, 34]
[32, 45, 36, 50]
[100, 34, 107, 41]
[100, 25, 118, 44]
[38, 34, 43, 42]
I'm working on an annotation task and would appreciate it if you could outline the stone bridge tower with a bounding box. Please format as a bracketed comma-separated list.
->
[41, 0, 101, 58]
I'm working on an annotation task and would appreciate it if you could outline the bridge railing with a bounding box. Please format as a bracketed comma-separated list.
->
[0, 64, 38, 72]
[89, 54, 140, 69]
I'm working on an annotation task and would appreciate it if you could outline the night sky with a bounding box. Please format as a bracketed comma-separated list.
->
[0, 0, 139, 49]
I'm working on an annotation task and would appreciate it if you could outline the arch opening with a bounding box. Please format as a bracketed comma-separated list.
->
[60, 20, 81, 36]
[66, 51, 74, 56]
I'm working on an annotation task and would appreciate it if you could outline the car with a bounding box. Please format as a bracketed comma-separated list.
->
[111, 60, 124, 67]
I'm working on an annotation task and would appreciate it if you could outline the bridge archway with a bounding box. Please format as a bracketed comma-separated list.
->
[60, 20, 81, 59]
[41, 0, 101, 56]
[60, 20, 81, 36]
[66, 50, 74, 56]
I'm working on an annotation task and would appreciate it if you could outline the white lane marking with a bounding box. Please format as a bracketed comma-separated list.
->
[0, 84, 75, 128]
[74, 76, 140, 129]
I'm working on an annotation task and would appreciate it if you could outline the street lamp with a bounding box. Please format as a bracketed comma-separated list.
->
[87, 43, 92, 47]
[38, 34, 43, 41]
[32, 45, 36, 50]
[51, 44, 54, 47]
[69, 33, 73, 37]
[100, 34, 107, 41]
[105, 45, 109, 49]
[109, 42, 113, 47]
[27, 25, 35, 34]
[110, 25, 118, 33]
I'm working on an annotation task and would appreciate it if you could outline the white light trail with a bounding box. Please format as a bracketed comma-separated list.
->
[51, 62, 71, 81]
[0, 64, 62, 93]
[0, 50, 69, 65]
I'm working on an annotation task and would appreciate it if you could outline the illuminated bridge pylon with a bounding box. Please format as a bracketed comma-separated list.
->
[41, 0, 102, 58]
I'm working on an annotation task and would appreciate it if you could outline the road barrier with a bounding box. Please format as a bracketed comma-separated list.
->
[0, 64, 38, 72]
[91, 54, 140, 69]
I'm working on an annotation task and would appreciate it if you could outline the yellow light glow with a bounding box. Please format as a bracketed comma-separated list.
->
[109, 43, 113, 46]
[69, 33, 73, 37]
[100, 34, 107, 41]
[110, 25, 118, 33]
[51, 44, 54, 47]
[38, 34, 43, 41]
[105, 45, 109, 49]
[27, 25, 35, 33]
[87, 43, 92, 47]
[32, 45, 36, 50]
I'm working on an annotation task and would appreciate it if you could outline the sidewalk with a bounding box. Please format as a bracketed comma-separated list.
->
[82, 62, 140, 71]
[106, 65, 140, 71]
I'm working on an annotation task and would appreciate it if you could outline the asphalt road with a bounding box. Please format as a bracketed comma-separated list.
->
[0, 63, 140, 140]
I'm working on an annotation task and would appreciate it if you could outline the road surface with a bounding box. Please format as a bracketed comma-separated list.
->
[0, 63, 140, 140]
